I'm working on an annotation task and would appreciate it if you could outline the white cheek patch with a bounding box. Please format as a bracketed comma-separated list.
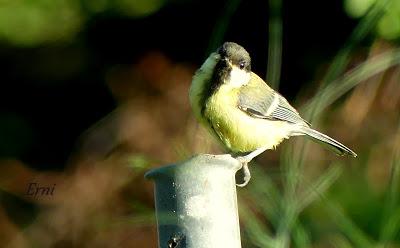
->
[227, 66, 250, 88]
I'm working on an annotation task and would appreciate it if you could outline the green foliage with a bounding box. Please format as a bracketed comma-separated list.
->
[0, 0, 166, 47]
[345, 0, 400, 40]
[0, 0, 83, 46]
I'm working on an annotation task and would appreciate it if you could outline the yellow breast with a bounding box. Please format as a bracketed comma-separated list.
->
[204, 85, 293, 153]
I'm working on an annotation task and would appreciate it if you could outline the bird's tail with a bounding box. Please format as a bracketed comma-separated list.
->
[299, 127, 357, 157]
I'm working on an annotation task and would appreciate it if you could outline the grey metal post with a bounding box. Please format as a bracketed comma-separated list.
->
[145, 154, 242, 248]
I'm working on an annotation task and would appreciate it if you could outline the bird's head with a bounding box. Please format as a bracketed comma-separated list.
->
[217, 42, 251, 72]
[213, 42, 252, 88]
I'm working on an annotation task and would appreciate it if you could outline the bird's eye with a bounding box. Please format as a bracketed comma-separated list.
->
[239, 61, 245, 69]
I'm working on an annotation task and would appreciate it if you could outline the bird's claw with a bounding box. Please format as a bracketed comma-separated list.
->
[235, 157, 251, 187]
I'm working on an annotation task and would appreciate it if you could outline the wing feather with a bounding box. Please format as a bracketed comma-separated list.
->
[238, 72, 310, 126]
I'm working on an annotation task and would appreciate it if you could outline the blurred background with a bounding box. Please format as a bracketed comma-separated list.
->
[0, 0, 399, 247]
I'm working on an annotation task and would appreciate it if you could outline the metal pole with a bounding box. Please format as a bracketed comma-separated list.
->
[145, 154, 242, 248]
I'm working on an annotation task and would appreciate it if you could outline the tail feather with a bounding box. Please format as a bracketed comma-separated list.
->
[300, 127, 357, 157]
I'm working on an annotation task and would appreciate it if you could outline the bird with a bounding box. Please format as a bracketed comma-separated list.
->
[189, 42, 356, 186]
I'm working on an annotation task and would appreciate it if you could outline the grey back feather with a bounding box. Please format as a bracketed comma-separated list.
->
[238, 72, 310, 126]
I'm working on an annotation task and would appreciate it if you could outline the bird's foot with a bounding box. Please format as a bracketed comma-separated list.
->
[235, 156, 251, 187]
[234, 147, 269, 187]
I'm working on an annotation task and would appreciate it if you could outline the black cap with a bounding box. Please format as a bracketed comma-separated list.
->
[217, 42, 251, 71]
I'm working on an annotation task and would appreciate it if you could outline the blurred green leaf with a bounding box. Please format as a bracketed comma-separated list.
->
[207, 0, 241, 55]
[308, 0, 389, 122]
[128, 154, 152, 170]
[297, 164, 343, 212]
[344, 0, 376, 18]
[113, 0, 165, 17]
[292, 222, 311, 248]
[377, 9, 400, 40]
[247, 167, 282, 226]
[379, 121, 400, 243]
[330, 235, 355, 248]
[240, 203, 276, 248]
[325, 201, 375, 248]
[303, 47, 400, 117]
[345, 0, 400, 40]
[266, 0, 283, 90]
[0, 0, 83, 46]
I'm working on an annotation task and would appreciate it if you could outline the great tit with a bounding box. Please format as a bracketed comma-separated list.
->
[189, 42, 356, 186]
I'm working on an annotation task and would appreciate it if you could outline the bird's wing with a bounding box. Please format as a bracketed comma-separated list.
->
[238, 72, 310, 126]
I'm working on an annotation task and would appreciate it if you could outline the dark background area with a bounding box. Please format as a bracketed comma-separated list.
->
[0, 0, 356, 169]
